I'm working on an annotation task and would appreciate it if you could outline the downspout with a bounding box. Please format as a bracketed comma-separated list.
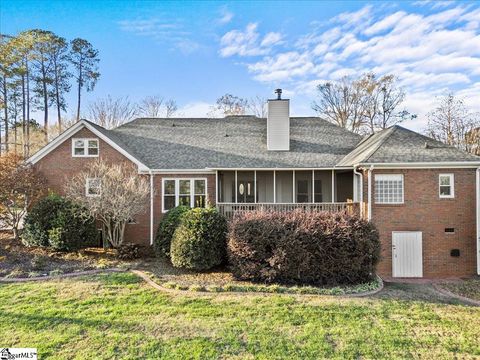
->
[150, 171, 154, 246]
[477, 167, 480, 275]
[367, 166, 374, 221]
[353, 167, 363, 218]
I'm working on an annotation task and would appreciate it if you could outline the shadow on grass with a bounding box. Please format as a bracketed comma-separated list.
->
[373, 282, 471, 306]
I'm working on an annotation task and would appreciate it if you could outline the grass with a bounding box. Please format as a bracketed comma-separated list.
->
[0, 273, 479, 359]
[439, 279, 480, 301]
[158, 276, 381, 295]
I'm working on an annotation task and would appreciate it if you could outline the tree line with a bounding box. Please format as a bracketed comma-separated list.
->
[0, 29, 100, 157]
[214, 73, 479, 155]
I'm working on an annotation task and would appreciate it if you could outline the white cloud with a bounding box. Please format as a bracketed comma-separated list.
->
[261, 32, 283, 47]
[219, 23, 283, 57]
[218, 7, 234, 25]
[175, 101, 213, 117]
[220, 3, 480, 130]
[118, 18, 200, 54]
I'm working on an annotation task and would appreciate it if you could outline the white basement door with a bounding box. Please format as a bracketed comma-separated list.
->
[392, 231, 423, 277]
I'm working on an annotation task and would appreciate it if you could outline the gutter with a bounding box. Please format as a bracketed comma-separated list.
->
[353, 167, 363, 218]
[367, 165, 374, 221]
[355, 161, 480, 169]
[477, 167, 480, 275]
[150, 171, 154, 246]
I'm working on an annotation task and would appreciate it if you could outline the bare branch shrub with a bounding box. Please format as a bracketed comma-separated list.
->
[65, 160, 150, 248]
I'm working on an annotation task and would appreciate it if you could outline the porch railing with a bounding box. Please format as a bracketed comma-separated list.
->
[217, 202, 360, 219]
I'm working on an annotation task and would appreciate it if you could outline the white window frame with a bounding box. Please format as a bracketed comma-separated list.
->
[162, 178, 207, 213]
[85, 178, 101, 197]
[72, 138, 99, 157]
[374, 174, 404, 204]
[439, 173, 454, 199]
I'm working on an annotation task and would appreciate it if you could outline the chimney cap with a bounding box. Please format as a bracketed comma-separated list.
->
[274, 88, 282, 100]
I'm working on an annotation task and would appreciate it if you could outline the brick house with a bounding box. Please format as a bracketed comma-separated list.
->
[28, 94, 480, 279]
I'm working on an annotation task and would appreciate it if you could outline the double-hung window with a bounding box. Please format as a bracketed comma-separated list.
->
[439, 174, 454, 198]
[86, 178, 101, 197]
[162, 178, 207, 212]
[72, 138, 99, 157]
[374, 174, 404, 204]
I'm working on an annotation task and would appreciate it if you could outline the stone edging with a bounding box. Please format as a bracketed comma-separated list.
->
[432, 283, 480, 306]
[346, 275, 384, 297]
[131, 270, 384, 298]
[0, 268, 124, 283]
[0, 268, 384, 298]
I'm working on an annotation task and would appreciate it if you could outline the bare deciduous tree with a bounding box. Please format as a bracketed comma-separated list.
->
[312, 76, 367, 133]
[426, 93, 478, 154]
[313, 73, 413, 134]
[164, 99, 178, 118]
[88, 95, 138, 129]
[0, 153, 45, 239]
[248, 95, 267, 118]
[138, 96, 178, 118]
[139, 95, 164, 117]
[65, 160, 150, 248]
[214, 93, 248, 116]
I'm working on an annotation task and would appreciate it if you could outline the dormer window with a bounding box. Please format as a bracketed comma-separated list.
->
[72, 138, 99, 157]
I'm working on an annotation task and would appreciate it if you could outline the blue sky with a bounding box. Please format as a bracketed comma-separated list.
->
[2, 0, 480, 130]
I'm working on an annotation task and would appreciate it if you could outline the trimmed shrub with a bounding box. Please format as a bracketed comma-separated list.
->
[170, 207, 228, 270]
[23, 194, 97, 251]
[228, 210, 380, 286]
[154, 205, 189, 258]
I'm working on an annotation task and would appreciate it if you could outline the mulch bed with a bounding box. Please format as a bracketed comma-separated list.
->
[0, 232, 137, 278]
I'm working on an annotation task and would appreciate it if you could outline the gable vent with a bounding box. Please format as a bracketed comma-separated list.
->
[267, 89, 290, 151]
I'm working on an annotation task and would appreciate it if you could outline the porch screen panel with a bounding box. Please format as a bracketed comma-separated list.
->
[336, 171, 354, 202]
[275, 171, 293, 203]
[256, 171, 274, 203]
[218, 171, 235, 203]
[237, 171, 255, 203]
[295, 171, 312, 203]
[313, 171, 332, 203]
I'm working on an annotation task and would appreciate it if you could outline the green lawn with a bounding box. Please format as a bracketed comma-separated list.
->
[1, 273, 479, 359]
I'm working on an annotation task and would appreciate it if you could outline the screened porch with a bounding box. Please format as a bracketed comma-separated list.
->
[216, 170, 361, 218]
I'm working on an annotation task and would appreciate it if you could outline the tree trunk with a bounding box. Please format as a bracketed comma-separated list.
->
[55, 78, 61, 132]
[76, 75, 81, 122]
[26, 61, 30, 157]
[42, 61, 48, 143]
[3, 74, 8, 152]
[21, 71, 26, 157]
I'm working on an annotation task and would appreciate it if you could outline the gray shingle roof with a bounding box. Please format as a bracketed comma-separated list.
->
[337, 125, 480, 166]
[103, 116, 363, 169]
[87, 118, 479, 170]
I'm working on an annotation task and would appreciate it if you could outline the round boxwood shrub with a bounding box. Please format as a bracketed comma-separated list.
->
[228, 210, 380, 286]
[170, 207, 228, 270]
[23, 194, 98, 251]
[154, 205, 189, 258]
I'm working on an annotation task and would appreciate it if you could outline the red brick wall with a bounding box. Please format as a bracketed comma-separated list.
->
[33, 126, 217, 247]
[151, 174, 216, 239]
[362, 168, 477, 278]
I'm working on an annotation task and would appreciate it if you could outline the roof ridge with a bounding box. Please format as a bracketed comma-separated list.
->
[362, 126, 398, 163]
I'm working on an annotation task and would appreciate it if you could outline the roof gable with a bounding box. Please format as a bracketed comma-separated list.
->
[338, 125, 480, 166]
[27, 120, 149, 170]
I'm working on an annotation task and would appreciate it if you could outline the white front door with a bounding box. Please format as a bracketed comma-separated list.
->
[392, 231, 423, 277]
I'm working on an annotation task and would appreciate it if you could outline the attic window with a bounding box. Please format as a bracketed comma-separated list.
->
[72, 138, 99, 157]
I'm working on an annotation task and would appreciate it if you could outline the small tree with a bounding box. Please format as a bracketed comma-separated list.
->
[65, 160, 150, 248]
[0, 153, 45, 240]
